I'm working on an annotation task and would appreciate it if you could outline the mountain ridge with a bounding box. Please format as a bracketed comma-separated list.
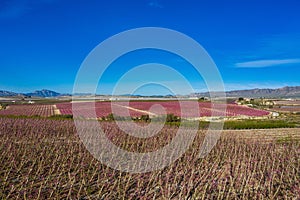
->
[0, 89, 63, 98]
[26, 89, 61, 97]
[194, 86, 300, 98]
[0, 86, 300, 98]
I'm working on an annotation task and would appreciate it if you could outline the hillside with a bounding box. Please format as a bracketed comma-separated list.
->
[194, 86, 300, 98]
[225, 86, 300, 98]
[0, 90, 21, 97]
[0, 89, 62, 98]
[1, 86, 300, 98]
[26, 89, 61, 97]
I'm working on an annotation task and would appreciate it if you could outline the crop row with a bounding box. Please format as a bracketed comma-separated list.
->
[0, 102, 270, 118]
[57, 102, 144, 118]
[0, 104, 55, 117]
[56, 101, 269, 118]
[0, 118, 299, 199]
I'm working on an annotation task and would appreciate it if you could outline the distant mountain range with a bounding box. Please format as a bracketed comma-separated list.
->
[0, 90, 20, 97]
[194, 86, 300, 98]
[26, 89, 61, 97]
[0, 89, 64, 98]
[0, 86, 300, 98]
[225, 86, 300, 98]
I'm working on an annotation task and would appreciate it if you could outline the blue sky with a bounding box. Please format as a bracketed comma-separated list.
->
[0, 0, 299, 95]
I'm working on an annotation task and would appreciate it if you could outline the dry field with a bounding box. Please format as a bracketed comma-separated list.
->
[274, 100, 300, 106]
[271, 106, 300, 113]
[0, 117, 299, 199]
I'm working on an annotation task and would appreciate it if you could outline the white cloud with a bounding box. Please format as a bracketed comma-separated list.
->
[0, 0, 56, 19]
[148, 1, 163, 8]
[235, 59, 300, 68]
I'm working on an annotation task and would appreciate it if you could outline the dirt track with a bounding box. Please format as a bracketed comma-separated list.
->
[113, 103, 158, 116]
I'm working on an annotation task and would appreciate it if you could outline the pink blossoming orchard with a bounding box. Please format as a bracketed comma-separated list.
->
[0, 104, 55, 117]
[53, 101, 270, 119]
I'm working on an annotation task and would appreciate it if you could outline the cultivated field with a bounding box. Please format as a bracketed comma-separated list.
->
[270, 100, 300, 113]
[271, 106, 300, 113]
[0, 117, 299, 199]
[0, 104, 55, 117]
[274, 100, 300, 106]
[0, 100, 298, 199]
[56, 101, 270, 118]
[0, 101, 270, 119]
